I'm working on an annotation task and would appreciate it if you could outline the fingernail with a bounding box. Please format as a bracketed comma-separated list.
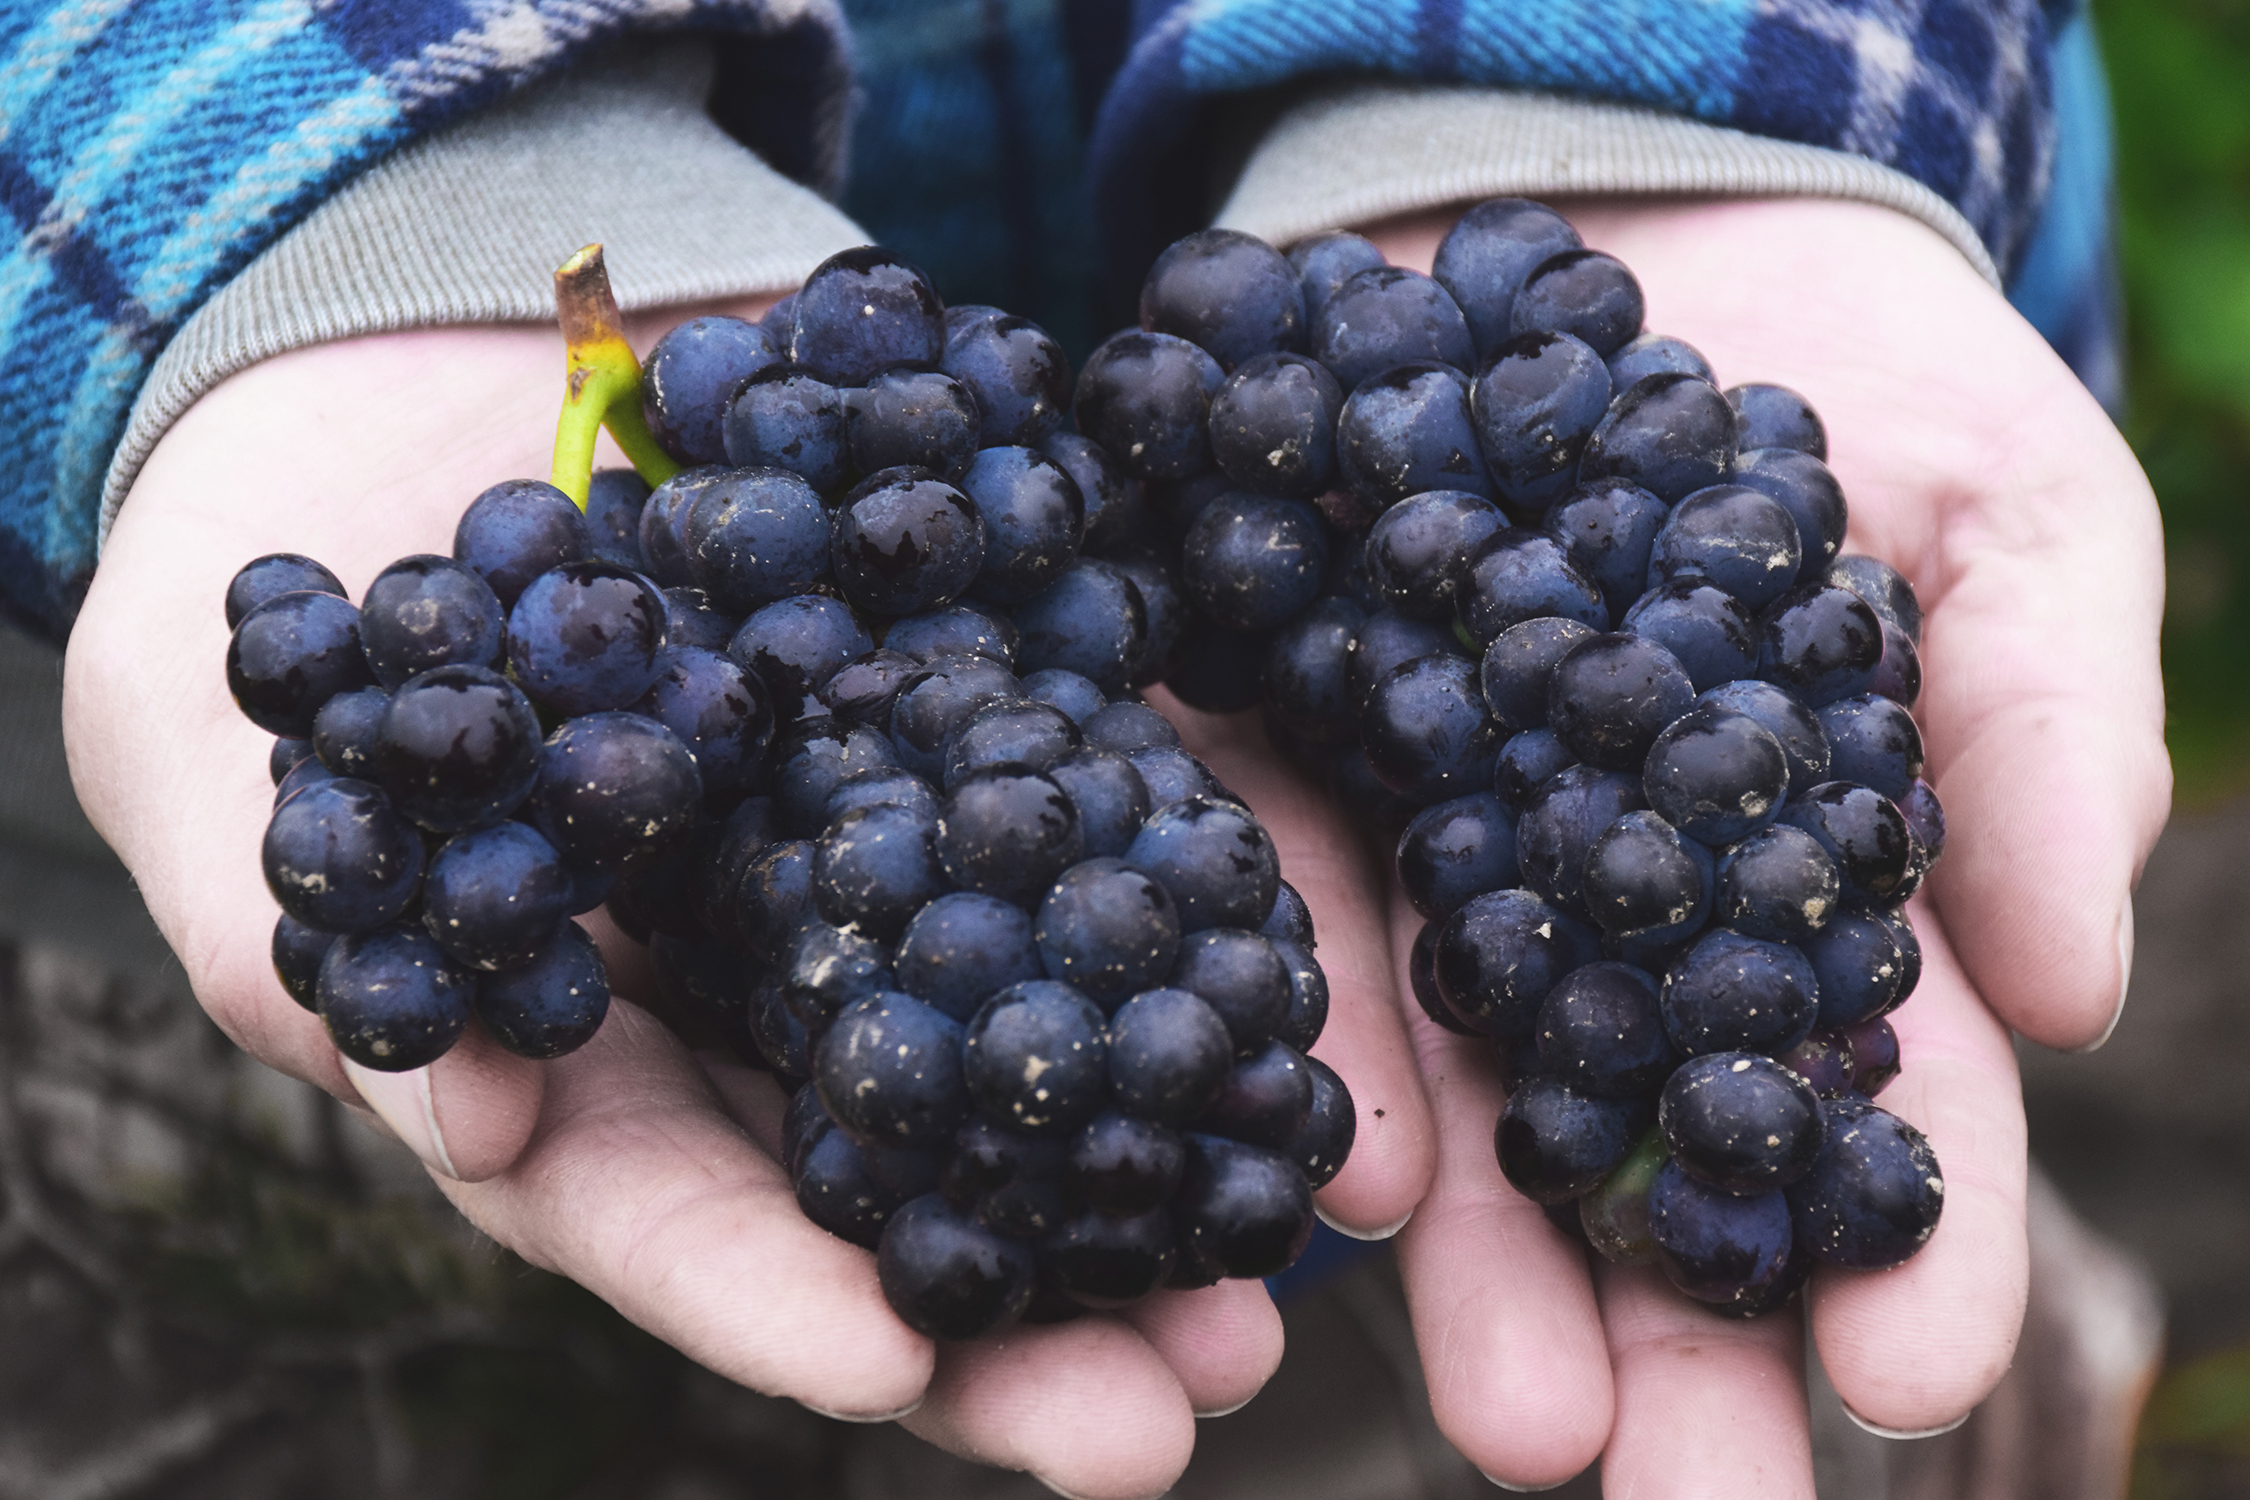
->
[1480, 1471, 1573, 1491]
[2074, 898, 2134, 1055]
[1194, 1396, 1255, 1418]
[799, 1397, 923, 1423]
[341, 1057, 459, 1179]
[1842, 1403, 1971, 1440]
[1316, 1204, 1412, 1241]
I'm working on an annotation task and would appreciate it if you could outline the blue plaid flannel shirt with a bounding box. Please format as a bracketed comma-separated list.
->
[0, 0, 2113, 639]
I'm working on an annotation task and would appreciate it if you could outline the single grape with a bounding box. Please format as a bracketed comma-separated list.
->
[1044, 748, 1151, 858]
[506, 563, 668, 716]
[722, 366, 849, 490]
[1694, 680, 1832, 795]
[272, 914, 338, 1011]
[1496, 1077, 1654, 1202]
[227, 590, 378, 737]
[421, 821, 573, 970]
[878, 1193, 1038, 1338]
[1362, 653, 1504, 804]
[682, 467, 831, 615]
[453, 479, 591, 608]
[1140, 228, 1307, 369]
[1731, 448, 1848, 584]
[1581, 810, 1713, 946]
[359, 555, 506, 689]
[1538, 961, 1679, 1098]
[1647, 485, 1802, 611]
[1207, 352, 1342, 499]
[1314, 266, 1474, 390]
[1647, 1159, 1794, 1309]
[1579, 373, 1737, 503]
[1786, 1096, 1943, 1268]
[1510, 249, 1644, 355]
[317, 925, 473, 1072]
[1543, 478, 1670, 617]
[1397, 792, 1520, 921]
[1470, 330, 1612, 509]
[643, 314, 781, 465]
[729, 594, 877, 723]
[1174, 1134, 1315, 1278]
[817, 991, 972, 1147]
[1073, 330, 1224, 482]
[1620, 579, 1757, 692]
[1607, 333, 1714, 388]
[262, 778, 423, 933]
[475, 921, 611, 1059]
[1713, 824, 1843, 944]
[1434, 888, 1600, 1039]
[1289, 229, 1389, 321]
[1660, 929, 1820, 1058]
[1547, 632, 1695, 771]
[941, 309, 1071, 448]
[1012, 559, 1149, 695]
[1336, 361, 1494, 507]
[530, 712, 703, 872]
[1642, 703, 1789, 846]
[225, 553, 345, 628]
[789, 246, 945, 385]
[1457, 531, 1608, 643]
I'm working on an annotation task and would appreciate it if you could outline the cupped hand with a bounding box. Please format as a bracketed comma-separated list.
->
[1266, 196, 2165, 1494]
[60, 293, 1438, 1499]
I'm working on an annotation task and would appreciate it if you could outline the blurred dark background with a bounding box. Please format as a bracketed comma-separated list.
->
[0, 0, 2247, 1494]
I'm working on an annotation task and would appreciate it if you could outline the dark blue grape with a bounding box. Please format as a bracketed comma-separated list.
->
[1289, 1055, 1355, 1188]
[789, 247, 944, 385]
[1897, 779, 1944, 862]
[1621, 579, 1757, 691]
[1196, 1039, 1313, 1147]
[1579, 373, 1737, 505]
[633, 646, 774, 807]
[317, 925, 472, 1071]
[962, 980, 1109, 1134]
[1289, 230, 1389, 321]
[1034, 857, 1182, 1008]
[1208, 352, 1341, 499]
[730, 594, 877, 723]
[1774, 1027, 1857, 1098]
[941, 309, 1070, 447]
[1581, 810, 1712, 945]
[1083, 700, 1178, 753]
[1044, 1207, 1176, 1304]
[935, 767, 1084, 907]
[367, 664, 539, 833]
[1715, 825, 1841, 943]
[1816, 694, 1925, 799]
[1045, 749, 1150, 859]
[1074, 331, 1223, 482]
[943, 445, 1082, 605]
[1039, 431, 1144, 556]
[271, 736, 313, 785]
[584, 468, 649, 569]
[825, 767, 937, 827]
[356, 555, 504, 690]
[1407, 919, 1478, 1037]
[847, 368, 981, 480]
[1432, 198, 1582, 358]
[1347, 608, 1463, 710]
[1434, 888, 1600, 1038]
[1726, 383, 1826, 459]
[312, 685, 387, 779]
[1756, 581, 1888, 709]
[886, 602, 1020, 667]
[225, 589, 378, 737]
[1270, 935, 1328, 1051]
[1141, 228, 1306, 369]
[531, 712, 702, 872]
[506, 563, 668, 716]
[1648, 1160, 1794, 1308]
[782, 923, 896, 1030]
[1868, 618, 1922, 707]
[888, 652, 1021, 779]
[1538, 961, 1678, 1098]
[1124, 796, 1278, 935]
[262, 778, 421, 933]
[1021, 669, 1106, 730]
[1315, 266, 1474, 390]
[1496, 1076, 1653, 1202]
[1336, 362, 1494, 507]
[942, 698, 1080, 787]
[1470, 330, 1611, 508]
[1362, 653, 1503, 803]
[1014, 559, 1148, 695]
[644, 315, 781, 465]
[1495, 727, 1577, 814]
[1263, 596, 1365, 744]
[890, 892, 1041, 1021]
[879, 1193, 1038, 1337]
[812, 800, 946, 944]
[681, 467, 830, 614]
[1180, 493, 1328, 633]
[421, 821, 572, 970]
[830, 469, 986, 617]
[1108, 551, 1185, 686]
[1805, 908, 1918, 1029]
[225, 554, 345, 629]
[722, 838, 818, 964]
[1175, 1134, 1315, 1278]
[1641, 703, 1789, 846]
[1607, 333, 1713, 388]
[1128, 747, 1225, 809]
[1695, 680, 1831, 795]
[817, 991, 971, 1147]
[1781, 781, 1920, 907]
[1367, 490, 1507, 621]
[1660, 1051, 1823, 1193]
[1170, 928, 1289, 1054]
[1647, 485, 1802, 610]
[476, 921, 609, 1058]
[1068, 1110, 1186, 1215]
[1544, 478, 1670, 616]
[1787, 1097, 1941, 1268]
[1660, 929, 1820, 1057]
[1731, 448, 1847, 584]
[1478, 618, 1595, 733]
[1516, 765, 1646, 918]
[1511, 250, 1643, 356]
[453, 479, 590, 609]
[1102, 985, 1230, 1126]
[1827, 555, 1923, 644]
[773, 720, 897, 836]
[723, 367, 849, 491]
[1458, 531, 1608, 643]
[1846, 1016, 1902, 1096]
[1547, 632, 1695, 770]
[1397, 792, 1519, 921]
[796, 1125, 904, 1247]
[661, 587, 735, 652]
[272, 912, 336, 1011]
[636, 468, 720, 587]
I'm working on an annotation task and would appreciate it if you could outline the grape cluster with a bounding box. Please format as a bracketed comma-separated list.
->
[224, 244, 1350, 1342]
[1079, 202, 1944, 1315]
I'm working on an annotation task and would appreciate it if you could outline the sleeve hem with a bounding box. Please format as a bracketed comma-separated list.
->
[1212, 81, 2002, 289]
[99, 39, 867, 553]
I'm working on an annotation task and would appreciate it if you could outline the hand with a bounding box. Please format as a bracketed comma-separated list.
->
[60, 301, 1438, 1499]
[1299, 196, 2167, 1493]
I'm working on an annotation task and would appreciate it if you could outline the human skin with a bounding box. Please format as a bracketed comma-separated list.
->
[61, 195, 2166, 1497]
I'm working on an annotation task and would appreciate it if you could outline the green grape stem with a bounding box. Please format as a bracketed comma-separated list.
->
[550, 244, 682, 508]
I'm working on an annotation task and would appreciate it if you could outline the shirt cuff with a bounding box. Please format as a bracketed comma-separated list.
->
[100, 39, 868, 552]
[1213, 81, 2001, 289]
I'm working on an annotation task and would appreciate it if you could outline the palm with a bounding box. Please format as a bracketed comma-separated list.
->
[1171, 198, 2168, 1491]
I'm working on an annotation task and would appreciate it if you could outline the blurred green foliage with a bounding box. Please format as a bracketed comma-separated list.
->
[2103, 0, 2250, 805]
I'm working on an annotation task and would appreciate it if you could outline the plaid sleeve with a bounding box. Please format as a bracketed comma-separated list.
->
[0, 0, 853, 641]
[1088, 0, 2059, 310]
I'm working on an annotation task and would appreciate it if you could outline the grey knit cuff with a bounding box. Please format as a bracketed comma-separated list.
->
[1215, 82, 2001, 289]
[99, 40, 868, 552]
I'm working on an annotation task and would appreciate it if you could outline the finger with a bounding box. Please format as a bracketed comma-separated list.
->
[344, 1025, 545, 1182]
[439, 997, 936, 1419]
[1151, 690, 1438, 1235]
[1806, 897, 2028, 1433]
[1119, 1279, 1284, 1417]
[1383, 892, 1613, 1486]
[1595, 1262, 1815, 1499]
[900, 1315, 1196, 1500]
